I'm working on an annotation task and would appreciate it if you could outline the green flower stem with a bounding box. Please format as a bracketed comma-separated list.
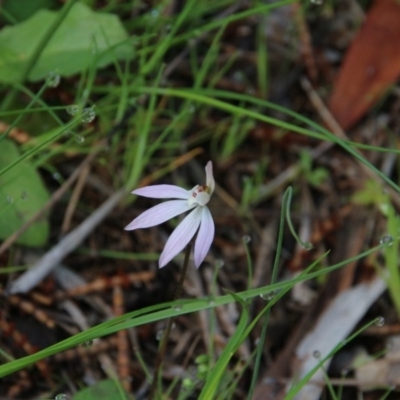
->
[149, 241, 193, 399]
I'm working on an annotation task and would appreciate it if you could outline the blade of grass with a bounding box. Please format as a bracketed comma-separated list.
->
[0, 242, 386, 378]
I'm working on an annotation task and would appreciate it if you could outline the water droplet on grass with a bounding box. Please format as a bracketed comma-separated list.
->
[156, 329, 164, 341]
[303, 241, 313, 250]
[80, 340, 93, 348]
[380, 235, 393, 246]
[259, 291, 276, 301]
[6, 196, 13, 204]
[46, 72, 60, 88]
[82, 107, 96, 123]
[150, 9, 160, 18]
[55, 394, 68, 400]
[21, 191, 28, 200]
[375, 316, 385, 327]
[53, 172, 62, 182]
[313, 350, 321, 358]
[75, 135, 85, 144]
[66, 105, 79, 116]
[242, 235, 251, 244]
[310, 0, 323, 4]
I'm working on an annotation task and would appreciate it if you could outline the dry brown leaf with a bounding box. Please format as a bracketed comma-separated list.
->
[329, 0, 400, 130]
[355, 335, 400, 390]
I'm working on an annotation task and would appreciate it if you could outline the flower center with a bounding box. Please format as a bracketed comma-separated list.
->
[188, 185, 211, 206]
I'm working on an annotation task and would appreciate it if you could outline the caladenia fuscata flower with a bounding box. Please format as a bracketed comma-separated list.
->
[125, 161, 215, 268]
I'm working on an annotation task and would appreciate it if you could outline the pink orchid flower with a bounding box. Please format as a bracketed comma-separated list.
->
[125, 161, 215, 268]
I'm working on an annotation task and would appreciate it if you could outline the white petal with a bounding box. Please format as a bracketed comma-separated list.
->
[159, 207, 202, 268]
[132, 184, 190, 199]
[205, 161, 215, 195]
[124, 200, 193, 230]
[194, 206, 214, 268]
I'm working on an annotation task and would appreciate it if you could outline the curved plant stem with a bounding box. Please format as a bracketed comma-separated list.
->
[149, 241, 193, 399]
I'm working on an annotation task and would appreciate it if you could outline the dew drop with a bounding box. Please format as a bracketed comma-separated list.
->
[232, 71, 244, 83]
[156, 329, 164, 341]
[259, 291, 276, 301]
[46, 72, 60, 88]
[303, 241, 313, 250]
[341, 369, 349, 377]
[6, 196, 13, 204]
[80, 340, 93, 348]
[208, 300, 215, 306]
[173, 304, 182, 312]
[187, 104, 196, 113]
[215, 259, 224, 269]
[254, 337, 261, 346]
[242, 235, 251, 244]
[75, 135, 85, 144]
[380, 235, 394, 246]
[150, 9, 160, 19]
[375, 316, 385, 327]
[81, 107, 96, 123]
[66, 105, 79, 116]
[310, 0, 323, 4]
[53, 172, 62, 182]
[20, 191, 28, 200]
[55, 394, 68, 400]
[313, 350, 321, 359]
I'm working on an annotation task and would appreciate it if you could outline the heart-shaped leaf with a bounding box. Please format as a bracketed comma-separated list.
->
[0, 2, 134, 82]
[72, 379, 126, 400]
[0, 139, 50, 247]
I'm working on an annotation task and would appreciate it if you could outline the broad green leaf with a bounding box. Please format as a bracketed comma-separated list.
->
[2, 0, 55, 23]
[72, 379, 126, 400]
[0, 2, 134, 82]
[0, 139, 49, 246]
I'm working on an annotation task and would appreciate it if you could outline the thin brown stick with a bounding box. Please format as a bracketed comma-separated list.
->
[113, 285, 131, 393]
[61, 162, 91, 235]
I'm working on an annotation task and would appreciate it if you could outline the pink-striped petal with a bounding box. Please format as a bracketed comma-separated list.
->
[159, 207, 202, 268]
[132, 184, 190, 199]
[124, 200, 194, 230]
[194, 206, 214, 268]
[205, 161, 215, 195]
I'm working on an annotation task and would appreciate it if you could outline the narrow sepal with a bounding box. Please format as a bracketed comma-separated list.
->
[133, 185, 190, 199]
[194, 206, 214, 268]
[159, 207, 202, 268]
[124, 200, 193, 230]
